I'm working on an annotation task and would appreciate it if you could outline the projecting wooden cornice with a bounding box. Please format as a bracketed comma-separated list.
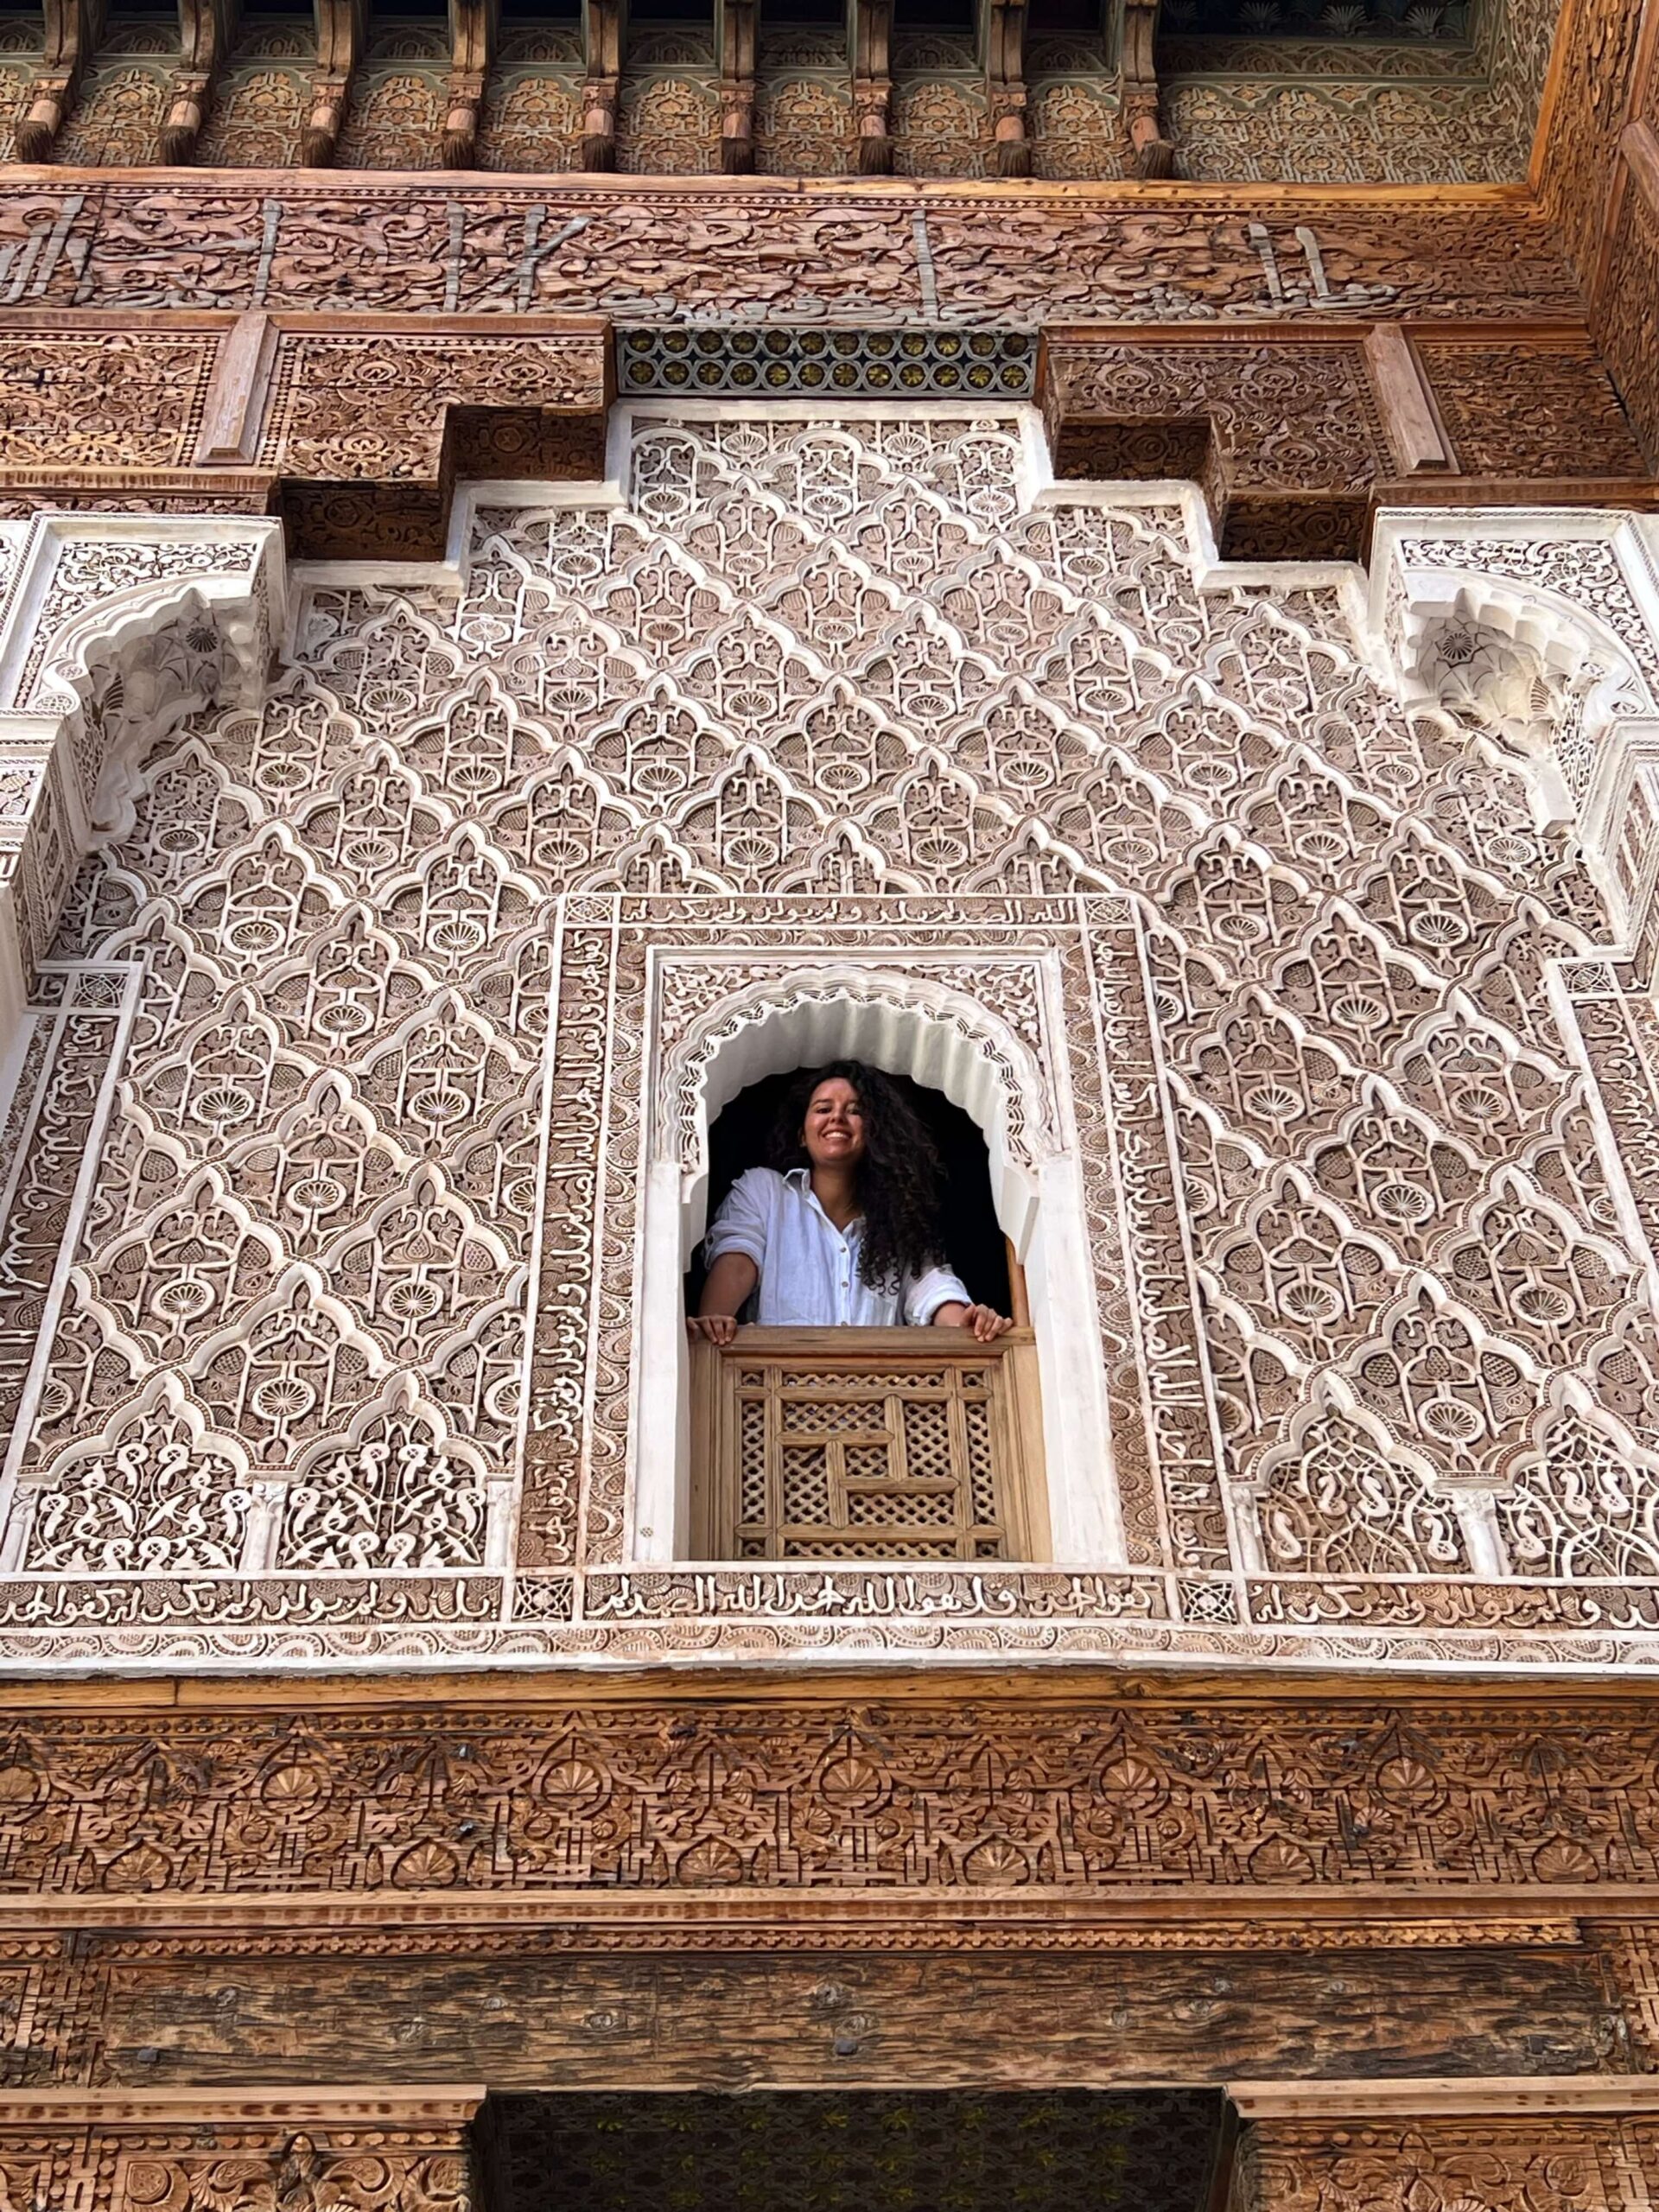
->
[0, 302, 1644, 561]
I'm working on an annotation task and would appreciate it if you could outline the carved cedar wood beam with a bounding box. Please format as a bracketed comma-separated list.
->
[982, 0, 1029, 178]
[716, 0, 755, 173]
[443, 0, 494, 166]
[161, 0, 237, 162]
[1121, 0, 1173, 178]
[302, 0, 365, 165]
[15, 0, 101, 162]
[580, 0, 623, 169]
[849, 0, 892, 173]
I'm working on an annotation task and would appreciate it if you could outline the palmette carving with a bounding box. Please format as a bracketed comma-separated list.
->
[0, 2101, 478, 2212]
[3, 411, 1659, 1665]
[5, 1692, 1659, 1895]
[1235, 2118, 1659, 2212]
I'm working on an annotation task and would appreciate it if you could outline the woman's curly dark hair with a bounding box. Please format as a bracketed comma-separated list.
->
[770, 1060, 945, 1293]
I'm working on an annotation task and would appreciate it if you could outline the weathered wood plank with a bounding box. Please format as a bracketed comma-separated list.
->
[81, 1949, 1626, 2091]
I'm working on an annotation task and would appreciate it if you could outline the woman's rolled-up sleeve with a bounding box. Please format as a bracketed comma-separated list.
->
[903, 1262, 971, 1325]
[703, 1167, 773, 1270]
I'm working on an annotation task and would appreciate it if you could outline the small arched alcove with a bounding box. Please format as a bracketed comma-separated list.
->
[629, 968, 1123, 1568]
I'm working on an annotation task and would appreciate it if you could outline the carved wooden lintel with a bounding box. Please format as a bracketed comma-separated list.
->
[14, 0, 100, 162]
[1121, 0, 1173, 178]
[580, 0, 624, 169]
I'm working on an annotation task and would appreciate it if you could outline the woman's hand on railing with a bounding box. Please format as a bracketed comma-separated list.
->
[933, 1300, 1014, 1341]
[690, 1253, 758, 1345]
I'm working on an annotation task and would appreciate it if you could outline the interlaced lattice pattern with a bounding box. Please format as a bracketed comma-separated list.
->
[718, 1344, 1015, 1560]
[0, 400, 1652, 1660]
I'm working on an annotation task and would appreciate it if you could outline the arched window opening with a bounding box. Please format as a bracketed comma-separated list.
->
[629, 969, 1123, 1571]
[685, 1068, 1015, 1322]
[684, 1066, 1042, 1564]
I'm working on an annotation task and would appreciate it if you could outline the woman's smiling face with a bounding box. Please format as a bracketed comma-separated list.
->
[801, 1075, 868, 1170]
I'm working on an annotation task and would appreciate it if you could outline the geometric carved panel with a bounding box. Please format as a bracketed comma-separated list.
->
[1, 403, 1656, 1673]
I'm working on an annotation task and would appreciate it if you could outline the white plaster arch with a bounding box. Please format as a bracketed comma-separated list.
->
[1370, 511, 1659, 965]
[631, 959, 1122, 1569]
[664, 962, 1061, 1257]
[1393, 572, 1645, 716]
[0, 518, 285, 1105]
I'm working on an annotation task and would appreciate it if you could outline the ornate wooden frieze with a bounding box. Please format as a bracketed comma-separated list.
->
[0, 1764, 1640, 2089]
[0, 0, 1561, 184]
[0, 312, 1642, 565]
[0, 315, 610, 555]
[1156, 0, 1557, 185]
[1232, 2107, 1659, 2212]
[0, 182, 1584, 321]
[0, 2092, 482, 2212]
[1, 1682, 1659, 1900]
[1590, 169, 1659, 479]
[0, 1685, 1649, 2096]
[1529, 0, 1659, 471]
[1052, 329, 1649, 556]
[1162, 77, 1526, 188]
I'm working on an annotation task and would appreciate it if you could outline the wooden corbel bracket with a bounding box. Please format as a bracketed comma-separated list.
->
[14, 0, 100, 162]
[715, 0, 756, 173]
[580, 0, 624, 168]
[300, 0, 365, 164]
[442, 0, 494, 167]
[982, 0, 1029, 178]
[849, 0, 893, 173]
[160, 0, 237, 162]
[1121, 0, 1173, 177]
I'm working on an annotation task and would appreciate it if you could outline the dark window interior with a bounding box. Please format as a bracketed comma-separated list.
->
[1027, 0, 1103, 32]
[487, 2089, 1230, 2212]
[765, 0, 844, 25]
[632, 0, 717, 24]
[687, 1067, 1012, 1319]
[893, 0, 975, 35]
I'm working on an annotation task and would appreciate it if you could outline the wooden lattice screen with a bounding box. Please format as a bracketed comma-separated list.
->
[690, 1326, 1047, 1560]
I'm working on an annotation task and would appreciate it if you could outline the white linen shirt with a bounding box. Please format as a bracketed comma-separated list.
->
[703, 1166, 971, 1326]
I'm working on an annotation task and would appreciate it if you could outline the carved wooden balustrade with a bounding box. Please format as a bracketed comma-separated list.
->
[690, 1325, 1047, 1561]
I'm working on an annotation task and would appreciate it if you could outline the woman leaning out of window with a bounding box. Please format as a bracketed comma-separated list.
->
[688, 1061, 1013, 1345]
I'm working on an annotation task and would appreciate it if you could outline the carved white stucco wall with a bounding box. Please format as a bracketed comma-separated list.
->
[0, 412, 1657, 1669]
